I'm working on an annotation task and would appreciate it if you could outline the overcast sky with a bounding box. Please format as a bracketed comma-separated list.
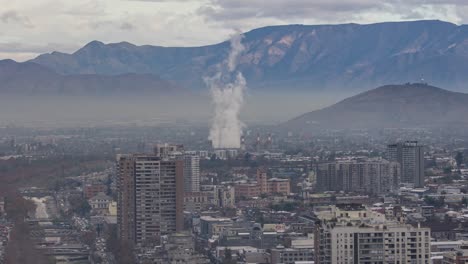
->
[1, 0, 467, 61]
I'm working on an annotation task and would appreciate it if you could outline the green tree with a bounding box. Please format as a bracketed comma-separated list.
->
[222, 248, 236, 264]
[456, 152, 464, 169]
[462, 197, 468, 207]
[69, 195, 91, 217]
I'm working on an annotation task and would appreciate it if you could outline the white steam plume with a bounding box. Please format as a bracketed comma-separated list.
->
[205, 33, 246, 149]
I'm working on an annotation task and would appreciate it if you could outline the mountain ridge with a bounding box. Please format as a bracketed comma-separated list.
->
[29, 20, 468, 91]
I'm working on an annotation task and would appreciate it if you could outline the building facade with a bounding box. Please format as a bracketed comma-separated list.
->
[117, 154, 184, 246]
[387, 141, 425, 187]
[316, 159, 400, 195]
[184, 154, 200, 192]
[314, 205, 431, 264]
[235, 169, 291, 199]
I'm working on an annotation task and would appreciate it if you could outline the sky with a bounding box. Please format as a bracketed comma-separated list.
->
[1, 0, 468, 61]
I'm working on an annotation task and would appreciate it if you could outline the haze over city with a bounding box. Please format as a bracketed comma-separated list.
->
[2, 1, 468, 264]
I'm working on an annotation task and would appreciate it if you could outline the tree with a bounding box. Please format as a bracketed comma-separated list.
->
[456, 152, 464, 169]
[424, 196, 445, 207]
[462, 197, 468, 207]
[443, 167, 453, 175]
[68, 195, 91, 217]
[222, 248, 236, 264]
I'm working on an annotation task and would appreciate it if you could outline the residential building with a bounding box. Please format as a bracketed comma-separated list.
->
[88, 192, 113, 215]
[214, 185, 236, 208]
[314, 205, 431, 264]
[117, 154, 184, 246]
[271, 246, 314, 264]
[235, 168, 291, 199]
[154, 143, 184, 159]
[315, 159, 400, 195]
[184, 192, 211, 212]
[0, 197, 4, 216]
[199, 216, 233, 238]
[268, 178, 291, 195]
[184, 154, 200, 192]
[387, 141, 425, 187]
[442, 249, 468, 263]
[235, 183, 260, 199]
[84, 184, 107, 199]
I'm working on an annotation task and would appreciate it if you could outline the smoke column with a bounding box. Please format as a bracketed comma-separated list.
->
[205, 33, 246, 149]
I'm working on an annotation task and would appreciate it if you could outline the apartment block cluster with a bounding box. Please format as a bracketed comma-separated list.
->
[113, 140, 468, 263]
[316, 141, 425, 194]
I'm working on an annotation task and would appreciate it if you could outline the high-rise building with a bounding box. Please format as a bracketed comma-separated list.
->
[184, 154, 200, 192]
[154, 143, 200, 193]
[314, 205, 431, 264]
[117, 154, 184, 246]
[154, 143, 184, 159]
[387, 141, 425, 187]
[315, 159, 400, 195]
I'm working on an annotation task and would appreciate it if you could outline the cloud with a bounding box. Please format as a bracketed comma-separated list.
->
[198, 0, 467, 25]
[0, 42, 79, 54]
[0, 10, 33, 28]
[0, 0, 468, 62]
[120, 22, 135, 31]
[199, 0, 382, 21]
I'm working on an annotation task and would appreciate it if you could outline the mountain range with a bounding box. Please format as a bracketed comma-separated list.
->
[284, 83, 468, 130]
[23, 19, 468, 93]
[0, 59, 180, 95]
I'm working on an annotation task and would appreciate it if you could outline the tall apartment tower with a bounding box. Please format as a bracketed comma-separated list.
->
[387, 141, 425, 188]
[154, 143, 200, 193]
[117, 154, 184, 246]
[184, 154, 200, 192]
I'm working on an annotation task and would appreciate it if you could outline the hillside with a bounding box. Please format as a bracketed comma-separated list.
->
[284, 83, 468, 130]
[31, 20, 468, 91]
[0, 59, 180, 95]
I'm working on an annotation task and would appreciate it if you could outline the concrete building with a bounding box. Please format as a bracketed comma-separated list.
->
[154, 143, 200, 193]
[442, 249, 468, 263]
[235, 168, 291, 199]
[0, 197, 4, 216]
[164, 233, 210, 264]
[88, 192, 113, 215]
[117, 154, 184, 246]
[267, 178, 291, 195]
[199, 216, 233, 238]
[214, 185, 236, 208]
[387, 141, 425, 187]
[184, 154, 200, 192]
[154, 143, 184, 159]
[184, 192, 211, 212]
[314, 205, 431, 264]
[235, 183, 260, 199]
[316, 159, 400, 195]
[271, 246, 314, 264]
[84, 184, 107, 199]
